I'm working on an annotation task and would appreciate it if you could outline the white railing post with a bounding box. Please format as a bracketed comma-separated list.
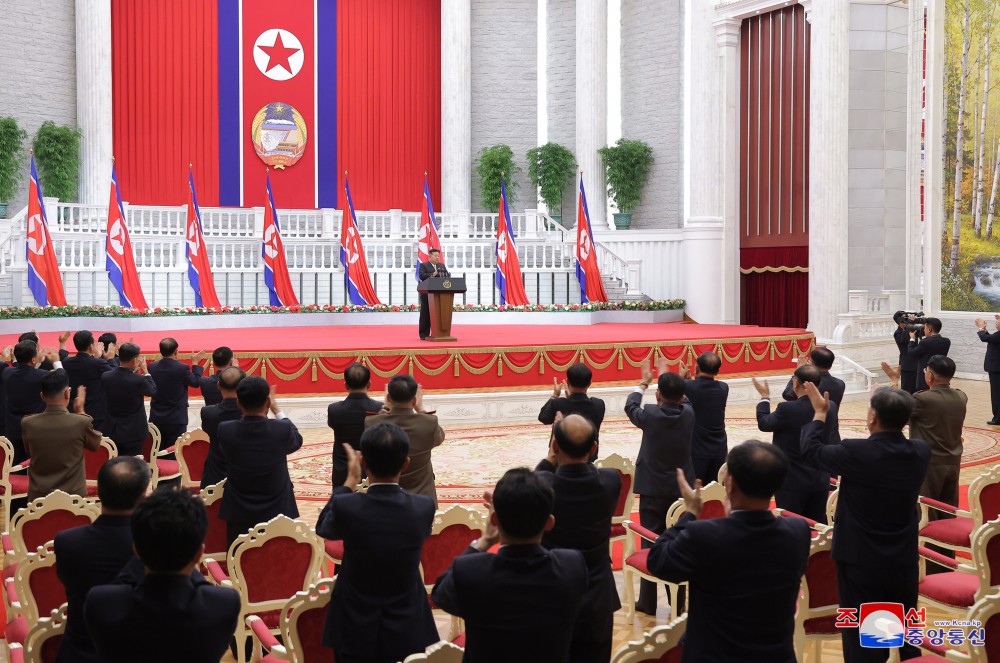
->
[847, 290, 867, 313]
[524, 209, 539, 239]
[322, 208, 336, 238]
[390, 209, 403, 238]
[626, 259, 642, 295]
[251, 207, 265, 240]
[457, 210, 470, 240]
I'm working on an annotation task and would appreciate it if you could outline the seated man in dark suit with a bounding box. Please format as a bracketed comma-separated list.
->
[199, 366, 246, 488]
[907, 317, 951, 392]
[432, 468, 589, 663]
[62, 330, 115, 433]
[802, 383, 931, 663]
[148, 337, 207, 450]
[535, 414, 620, 663]
[199, 346, 235, 407]
[55, 456, 150, 663]
[680, 352, 729, 484]
[625, 363, 695, 615]
[218, 377, 302, 547]
[17, 331, 71, 370]
[102, 343, 157, 457]
[85, 487, 241, 663]
[647, 442, 811, 663]
[538, 363, 606, 461]
[781, 347, 846, 406]
[97, 333, 120, 368]
[754, 364, 840, 523]
[317, 422, 439, 663]
[327, 363, 383, 486]
[3, 340, 65, 463]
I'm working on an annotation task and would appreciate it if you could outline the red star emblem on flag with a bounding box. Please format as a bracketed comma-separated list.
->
[258, 31, 300, 74]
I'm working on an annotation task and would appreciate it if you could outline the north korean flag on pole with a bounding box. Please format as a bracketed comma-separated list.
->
[340, 174, 381, 306]
[416, 174, 442, 282]
[495, 178, 530, 306]
[26, 154, 66, 307]
[262, 170, 299, 307]
[105, 163, 148, 309]
[185, 168, 221, 309]
[576, 176, 608, 303]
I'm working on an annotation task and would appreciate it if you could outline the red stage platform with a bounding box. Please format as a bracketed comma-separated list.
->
[35, 322, 812, 394]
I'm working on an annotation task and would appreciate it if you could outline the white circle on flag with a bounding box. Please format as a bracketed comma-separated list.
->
[109, 219, 125, 255]
[253, 29, 304, 81]
[264, 225, 279, 259]
[27, 214, 46, 256]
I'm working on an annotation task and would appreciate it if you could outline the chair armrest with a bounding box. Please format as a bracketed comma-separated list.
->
[624, 520, 660, 543]
[828, 476, 839, 487]
[2, 534, 12, 556]
[5, 578, 19, 609]
[775, 509, 820, 528]
[8, 643, 23, 663]
[157, 446, 176, 457]
[10, 460, 28, 473]
[918, 546, 959, 571]
[918, 497, 966, 517]
[246, 615, 286, 656]
[204, 559, 232, 586]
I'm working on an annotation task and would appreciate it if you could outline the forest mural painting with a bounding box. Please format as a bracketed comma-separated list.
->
[943, 0, 1000, 311]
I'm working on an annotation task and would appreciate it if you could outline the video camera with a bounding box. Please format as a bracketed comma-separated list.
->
[893, 310, 927, 335]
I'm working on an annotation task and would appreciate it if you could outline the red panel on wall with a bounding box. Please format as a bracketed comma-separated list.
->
[111, 0, 220, 205]
[337, 0, 442, 211]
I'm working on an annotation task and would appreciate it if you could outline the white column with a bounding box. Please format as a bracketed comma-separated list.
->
[714, 17, 742, 325]
[441, 0, 472, 217]
[75, 0, 114, 205]
[576, 0, 608, 229]
[924, 0, 945, 314]
[803, 0, 850, 341]
[905, 0, 925, 310]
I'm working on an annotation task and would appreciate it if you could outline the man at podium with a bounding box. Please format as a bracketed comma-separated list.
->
[418, 249, 450, 340]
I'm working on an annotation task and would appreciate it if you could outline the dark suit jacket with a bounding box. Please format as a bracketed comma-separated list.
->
[316, 484, 438, 661]
[63, 353, 113, 429]
[538, 393, 606, 439]
[757, 397, 839, 494]
[102, 368, 157, 456]
[647, 510, 811, 663]
[199, 398, 242, 488]
[327, 392, 384, 483]
[800, 420, 931, 566]
[908, 334, 951, 390]
[781, 372, 846, 406]
[625, 392, 695, 498]
[909, 385, 967, 465]
[365, 408, 445, 505]
[217, 415, 303, 525]
[418, 261, 451, 281]
[684, 377, 729, 459]
[895, 327, 918, 370]
[431, 544, 589, 663]
[2, 363, 57, 443]
[979, 329, 1000, 373]
[199, 374, 223, 406]
[23, 405, 103, 500]
[85, 573, 241, 663]
[148, 357, 204, 426]
[54, 515, 136, 663]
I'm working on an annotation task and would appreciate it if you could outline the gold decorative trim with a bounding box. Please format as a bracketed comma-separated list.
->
[739, 266, 809, 274]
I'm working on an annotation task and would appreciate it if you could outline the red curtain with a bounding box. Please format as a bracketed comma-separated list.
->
[740, 246, 808, 329]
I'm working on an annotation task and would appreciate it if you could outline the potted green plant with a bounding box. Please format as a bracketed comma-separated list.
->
[33, 121, 83, 203]
[476, 144, 520, 214]
[0, 118, 28, 218]
[527, 142, 576, 225]
[598, 138, 654, 230]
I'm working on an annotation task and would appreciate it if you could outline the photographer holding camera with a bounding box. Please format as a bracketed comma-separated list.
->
[976, 315, 1000, 425]
[907, 316, 951, 392]
[892, 311, 923, 394]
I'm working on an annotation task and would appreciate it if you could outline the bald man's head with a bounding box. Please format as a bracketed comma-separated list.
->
[552, 414, 598, 460]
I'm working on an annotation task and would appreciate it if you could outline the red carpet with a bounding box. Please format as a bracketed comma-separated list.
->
[11, 322, 813, 393]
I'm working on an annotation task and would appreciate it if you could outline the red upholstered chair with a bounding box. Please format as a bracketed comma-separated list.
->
[919, 517, 1000, 619]
[174, 429, 210, 489]
[595, 453, 636, 560]
[0, 436, 30, 532]
[611, 614, 687, 662]
[4, 542, 66, 648]
[665, 481, 728, 525]
[199, 480, 228, 575]
[402, 641, 466, 663]
[2, 490, 100, 582]
[247, 578, 334, 663]
[322, 481, 369, 574]
[716, 462, 728, 484]
[141, 423, 181, 488]
[919, 465, 1000, 563]
[84, 438, 118, 497]
[422, 505, 485, 640]
[793, 529, 839, 662]
[905, 590, 1000, 663]
[204, 515, 325, 663]
[8, 603, 66, 663]
[826, 487, 839, 526]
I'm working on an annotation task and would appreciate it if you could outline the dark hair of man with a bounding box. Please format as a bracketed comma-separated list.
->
[794, 364, 822, 387]
[726, 440, 789, 499]
[566, 363, 593, 389]
[925, 317, 943, 333]
[131, 487, 208, 573]
[810, 347, 836, 370]
[429, 249, 440, 256]
[657, 371, 685, 402]
[41, 370, 69, 399]
[98, 332, 118, 347]
[236, 376, 270, 410]
[13, 340, 37, 364]
[344, 363, 371, 391]
[387, 374, 419, 404]
[212, 346, 234, 367]
[360, 422, 410, 477]
[695, 352, 722, 376]
[18, 332, 39, 344]
[492, 468, 555, 540]
[218, 366, 247, 392]
[926, 355, 956, 379]
[73, 330, 95, 352]
[552, 416, 596, 459]
[870, 387, 915, 431]
[118, 343, 141, 363]
[97, 456, 151, 510]
[159, 337, 178, 357]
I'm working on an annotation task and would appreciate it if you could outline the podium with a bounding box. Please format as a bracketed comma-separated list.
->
[417, 277, 467, 342]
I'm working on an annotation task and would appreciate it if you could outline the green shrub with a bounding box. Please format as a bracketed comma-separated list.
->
[598, 138, 653, 213]
[33, 121, 82, 202]
[476, 144, 520, 213]
[526, 142, 576, 217]
[0, 118, 27, 203]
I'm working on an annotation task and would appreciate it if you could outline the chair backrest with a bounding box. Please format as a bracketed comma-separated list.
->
[84, 438, 118, 488]
[9, 490, 101, 559]
[14, 542, 66, 624]
[402, 641, 466, 663]
[826, 488, 839, 526]
[421, 505, 485, 590]
[962, 591, 1000, 663]
[175, 429, 211, 487]
[971, 518, 1000, 602]
[0, 436, 15, 484]
[972, 466, 1000, 530]
[716, 462, 728, 484]
[611, 614, 687, 663]
[142, 424, 162, 486]
[595, 453, 637, 523]
[666, 481, 727, 526]
[229, 515, 325, 616]
[200, 480, 228, 562]
[279, 578, 334, 663]
[796, 527, 837, 637]
[23, 602, 67, 663]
